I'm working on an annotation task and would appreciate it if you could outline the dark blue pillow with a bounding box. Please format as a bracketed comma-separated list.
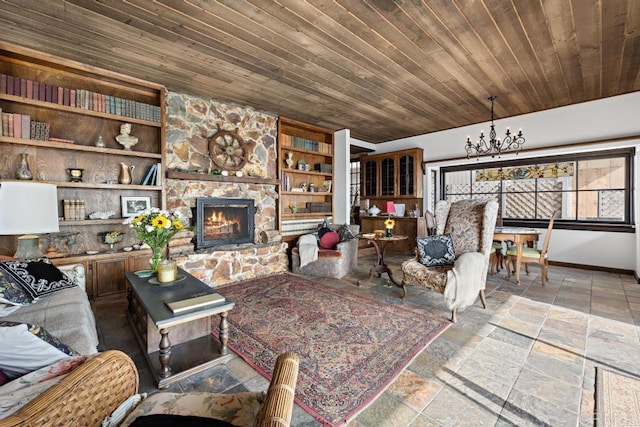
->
[0, 260, 76, 300]
[417, 234, 456, 267]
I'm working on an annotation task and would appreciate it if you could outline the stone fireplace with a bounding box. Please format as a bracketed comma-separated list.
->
[164, 91, 288, 287]
[193, 197, 255, 249]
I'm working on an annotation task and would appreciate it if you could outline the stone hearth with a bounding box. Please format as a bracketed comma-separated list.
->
[164, 91, 288, 286]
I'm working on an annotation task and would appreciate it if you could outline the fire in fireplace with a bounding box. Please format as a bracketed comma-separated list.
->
[193, 198, 255, 249]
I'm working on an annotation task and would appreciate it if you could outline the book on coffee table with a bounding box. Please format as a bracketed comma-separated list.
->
[165, 293, 225, 314]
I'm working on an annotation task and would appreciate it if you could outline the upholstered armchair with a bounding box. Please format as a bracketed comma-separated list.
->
[291, 224, 359, 279]
[400, 199, 499, 322]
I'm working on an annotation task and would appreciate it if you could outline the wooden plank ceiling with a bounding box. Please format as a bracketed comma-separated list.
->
[0, 0, 638, 143]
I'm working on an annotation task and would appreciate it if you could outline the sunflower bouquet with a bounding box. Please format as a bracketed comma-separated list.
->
[384, 216, 395, 237]
[123, 208, 187, 271]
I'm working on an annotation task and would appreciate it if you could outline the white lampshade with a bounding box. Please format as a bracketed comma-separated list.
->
[0, 181, 59, 234]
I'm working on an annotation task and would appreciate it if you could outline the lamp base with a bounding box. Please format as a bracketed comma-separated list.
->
[14, 234, 44, 259]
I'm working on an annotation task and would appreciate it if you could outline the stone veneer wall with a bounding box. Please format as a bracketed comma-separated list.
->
[164, 91, 288, 286]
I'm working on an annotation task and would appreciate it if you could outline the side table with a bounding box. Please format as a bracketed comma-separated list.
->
[357, 233, 408, 286]
[126, 268, 235, 389]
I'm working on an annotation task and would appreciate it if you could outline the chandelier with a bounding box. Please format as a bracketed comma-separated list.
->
[465, 96, 525, 159]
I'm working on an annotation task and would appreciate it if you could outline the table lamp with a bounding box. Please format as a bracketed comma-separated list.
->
[383, 201, 396, 216]
[0, 181, 59, 259]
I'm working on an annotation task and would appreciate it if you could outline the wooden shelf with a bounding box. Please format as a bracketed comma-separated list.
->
[281, 212, 332, 219]
[281, 168, 332, 177]
[0, 179, 163, 190]
[167, 170, 279, 185]
[282, 191, 332, 196]
[0, 136, 162, 158]
[280, 146, 332, 157]
[0, 93, 161, 127]
[60, 218, 125, 226]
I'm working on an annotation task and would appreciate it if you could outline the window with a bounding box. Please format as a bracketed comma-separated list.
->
[440, 148, 634, 232]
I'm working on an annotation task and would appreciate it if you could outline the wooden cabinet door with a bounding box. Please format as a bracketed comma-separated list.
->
[127, 252, 151, 272]
[362, 158, 378, 197]
[399, 153, 416, 196]
[380, 156, 396, 197]
[94, 257, 127, 297]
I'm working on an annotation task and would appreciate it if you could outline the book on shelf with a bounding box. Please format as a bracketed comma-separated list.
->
[140, 164, 157, 185]
[13, 113, 21, 138]
[155, 163, 162, 186]
[33, 81, 39, 100]
[6, 75, 13, 95]
[7, 113, 13, 137]
[2, 113, 8, 137]
[0, 74, 5, 94]
[26, 80, 32, 99]
[21, 115, 30, 139]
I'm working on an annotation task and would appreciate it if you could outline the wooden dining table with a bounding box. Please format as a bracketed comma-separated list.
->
[493, 227, 540, 284]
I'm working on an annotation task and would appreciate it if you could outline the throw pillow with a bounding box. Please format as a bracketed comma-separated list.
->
[0, 259, 76, 300]
[319, 231, 340, 249]
[0, 271, 34, 306]
[417, 234, 456, 267]
[317, 221, 331, 239]
[0, 321, 79, 380]
[337, 223, 356, 242]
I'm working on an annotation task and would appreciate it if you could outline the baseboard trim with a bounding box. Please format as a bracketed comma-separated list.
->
[549, 261, 638, 282]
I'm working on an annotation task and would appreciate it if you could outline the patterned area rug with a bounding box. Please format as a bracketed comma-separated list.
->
[596, 367, 640, 426]
[216, 273, 450, 426]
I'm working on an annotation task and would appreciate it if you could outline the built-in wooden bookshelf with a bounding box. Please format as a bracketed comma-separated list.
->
[277, 117, 334, 240]
[0, 42, 165, 299]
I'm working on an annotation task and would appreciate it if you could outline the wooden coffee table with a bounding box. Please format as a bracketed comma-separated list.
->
[126, 268, 235, 389]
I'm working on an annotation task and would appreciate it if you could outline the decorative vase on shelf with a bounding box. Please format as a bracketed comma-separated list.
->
[98, 231, 123, 253]
[385, 227, 393, 237]
[16, 153, 33, 180]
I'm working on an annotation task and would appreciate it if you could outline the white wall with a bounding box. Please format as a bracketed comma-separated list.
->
[333, 129, 350, 224]
[348, 92, 640, 274]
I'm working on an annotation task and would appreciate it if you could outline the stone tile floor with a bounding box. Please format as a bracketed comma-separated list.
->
[94, 254, 640, 426]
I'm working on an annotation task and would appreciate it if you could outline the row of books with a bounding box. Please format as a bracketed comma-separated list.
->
[280, 218, 333, 236]
[280, 134, 331, 153]
[140, 163, 163, 186]
[0, 74, 161, 123]
[0, 110, 50, 141]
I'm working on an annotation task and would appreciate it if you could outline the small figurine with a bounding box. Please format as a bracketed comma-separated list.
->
[299, 182, 307, 192]
[95, 135, 105, 148]
[115, 123, 138, 150]
[285, 152, 294, 169]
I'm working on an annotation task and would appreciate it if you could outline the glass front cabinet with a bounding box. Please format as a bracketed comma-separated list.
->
[361, 148, 423, 199]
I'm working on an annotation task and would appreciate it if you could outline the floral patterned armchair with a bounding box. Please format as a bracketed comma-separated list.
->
[400, 200, 498, 322]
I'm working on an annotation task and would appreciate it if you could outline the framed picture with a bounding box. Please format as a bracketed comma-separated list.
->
[322, 180, 332, 192]
[121, 196, 151, 217]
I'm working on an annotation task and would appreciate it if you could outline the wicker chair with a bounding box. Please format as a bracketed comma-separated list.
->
[0, 350, 299, 427]
[0, 350, 138, 427]
[400, 199, 498, 322]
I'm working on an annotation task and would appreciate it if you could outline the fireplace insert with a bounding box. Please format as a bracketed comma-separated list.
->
[193, 198, 255, 249]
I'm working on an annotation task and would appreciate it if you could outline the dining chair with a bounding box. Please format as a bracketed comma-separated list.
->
[505, 215, 555, 285]
[489, 214, 504, 274]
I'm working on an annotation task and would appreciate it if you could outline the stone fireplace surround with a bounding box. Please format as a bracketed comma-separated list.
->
[163, 91, 288, 288]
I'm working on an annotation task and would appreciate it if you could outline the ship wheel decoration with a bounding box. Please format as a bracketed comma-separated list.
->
[208, 126, 255, 171]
